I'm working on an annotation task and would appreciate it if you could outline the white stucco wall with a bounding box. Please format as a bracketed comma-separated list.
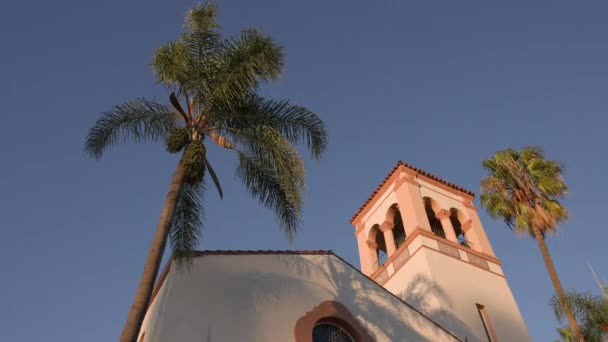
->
[426, 249, 529, 341]
[384, 245, 530, 342]
[139, 253, 460, 342]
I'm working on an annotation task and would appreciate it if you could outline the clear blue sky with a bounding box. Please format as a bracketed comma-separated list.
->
[1, 1, 606, 340]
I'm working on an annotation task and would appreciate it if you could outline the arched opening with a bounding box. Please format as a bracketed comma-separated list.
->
[424, 197, 445, 239]
[294, 300, 373, 342]
[313, 321, 354, 342]
[369, 224, 387, 267]
[450, 208, 471, 248]
[387, 204, 406, 249]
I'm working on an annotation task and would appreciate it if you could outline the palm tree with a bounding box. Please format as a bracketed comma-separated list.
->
[480, 147, 582, 338]
[84, 4, 327, 342]
[551, 289, 608, 341]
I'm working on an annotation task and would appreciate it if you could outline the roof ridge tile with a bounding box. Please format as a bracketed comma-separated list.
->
[350, 161, 475, 223]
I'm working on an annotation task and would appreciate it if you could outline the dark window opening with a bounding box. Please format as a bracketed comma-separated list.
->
[450, 209, 472, 248]
[476, 304, 496, 342]
[392, 206, 407, 249]
[313, 322, 354, 342]
[424, 198, 445, 239]
[375, 228, 387, 266]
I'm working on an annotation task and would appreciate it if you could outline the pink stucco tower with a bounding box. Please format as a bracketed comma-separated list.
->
[350, 161, 530, 342]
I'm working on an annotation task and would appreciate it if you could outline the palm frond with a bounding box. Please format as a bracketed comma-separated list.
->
[204, 158, 223, 199]
[180, 3, 222, 100]
[551, 290, 608, 340]
[553, 291, 608, 322]
[482, 158, 498, 172]
[236, 151, 302, 240]
[84, 99, 177, 159]
[207, 29, 284, 107]
[266, 101, 328, 159]
[213, 94, 327, 159]
[520, 146, 544, 164]
[169, 92, 190, 123]
[152, 41, 189, 92]
[153, 2, 221, 98]
[184, 2, 219, 33]
[555, 326, 573, 342]
[231, 125, 305, 194]
[169, 180, 205, 266]
[208, 132, 235, 149]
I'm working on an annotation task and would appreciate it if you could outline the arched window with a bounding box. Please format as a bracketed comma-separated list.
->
[450, 208, 471, 248]
[294, 300, 373, 342]
[387, 204, 406, 249]
[424, 197, 445, 239]
[313, 322, 354, 342]
[369, 224, 387, 267]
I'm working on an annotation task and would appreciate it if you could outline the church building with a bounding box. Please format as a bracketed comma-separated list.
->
[138, 161, 530, 341]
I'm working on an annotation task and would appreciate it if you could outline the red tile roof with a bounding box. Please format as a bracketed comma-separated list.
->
[350, 161, 475, 223]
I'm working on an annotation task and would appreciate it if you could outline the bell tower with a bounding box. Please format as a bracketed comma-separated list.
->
[350, 161, 530, 342]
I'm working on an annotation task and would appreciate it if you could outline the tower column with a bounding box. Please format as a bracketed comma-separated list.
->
[380, 221, 396, 256]
[460, 219, 479, 249]
[463, 200, 496, 257]
[393, 170, 431, 235]
[356, 225, 378, 275]
[436, 209, 458, 243]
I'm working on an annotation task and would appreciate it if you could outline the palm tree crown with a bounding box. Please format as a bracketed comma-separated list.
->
[84, 4, 327, 341]
[480, 146, 568, 237]
[84, 3, 327, 260]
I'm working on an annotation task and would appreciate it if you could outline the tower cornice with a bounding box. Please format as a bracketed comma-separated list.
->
[350, 161, 475, 225]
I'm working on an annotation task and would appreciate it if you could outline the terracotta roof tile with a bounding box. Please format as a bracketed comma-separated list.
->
[350, 161, 475, 223]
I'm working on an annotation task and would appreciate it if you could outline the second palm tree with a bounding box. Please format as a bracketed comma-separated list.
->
[480, 147, 581, 339]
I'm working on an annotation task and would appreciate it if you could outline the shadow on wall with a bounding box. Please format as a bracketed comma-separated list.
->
[160, 254, 467, 342]
[398, 274, 474, 341]
[157, 254, 527, 342]
[271, 254, 464, 342]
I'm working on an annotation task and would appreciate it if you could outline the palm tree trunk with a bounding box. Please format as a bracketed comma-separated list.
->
[531, 225, 582, 341]
[120, 161, 187, 342]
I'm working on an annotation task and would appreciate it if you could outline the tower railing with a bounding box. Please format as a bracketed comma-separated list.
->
[431, 226, 473, 249]
[458, 236, 472, 249]
[376, 250, 387, 267]
[431, 226, 446, 239]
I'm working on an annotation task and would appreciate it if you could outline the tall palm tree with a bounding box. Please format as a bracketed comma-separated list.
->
[84, 4, 327, 342]
[480, 147, 581, 339]
[551, 289, 608, 341]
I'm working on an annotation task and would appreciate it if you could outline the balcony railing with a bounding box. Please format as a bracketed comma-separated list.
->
[394, 234, 407, 249]
[376, 250, 387, 267]
[431, 227, 446, 239]
[432, 227, 472, 249]
[458, 236, 472, 249]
